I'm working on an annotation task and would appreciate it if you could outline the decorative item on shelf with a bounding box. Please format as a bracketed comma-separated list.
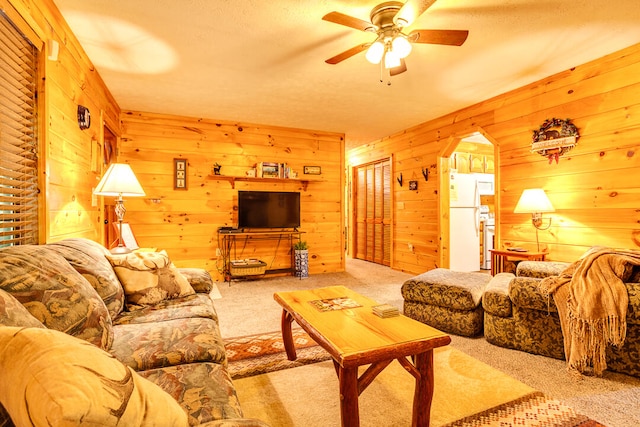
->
[245, 168, 256, 177]
[531, 118, 579, 164]
[303, 166, 321, 175]
[93, 163, 146, 254]
[397, 173, 403, 187]
[212, 163, 222, 175]
[279, 163, 291, 178]
[293, 241, 309, 279]
[259, 162, 279, 178]
[174, 159, 187, 190]
[409, 180, 418, 191]
[514, 188, 555, 252]
[77, 105, 91, 130]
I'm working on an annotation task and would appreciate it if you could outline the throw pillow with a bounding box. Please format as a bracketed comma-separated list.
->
[0, 327, 189, 426]
[0, 288, 45, 328]
[47, 238, 126, 319]
[0, 245, 113, 349]
[107, 250, 195, 309]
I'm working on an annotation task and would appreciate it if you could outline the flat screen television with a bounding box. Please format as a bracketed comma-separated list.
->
[237, 191, 300, 229]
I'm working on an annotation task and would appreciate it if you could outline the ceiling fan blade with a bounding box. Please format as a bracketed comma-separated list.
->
[389, 58, 407, 76]
[408, 29, 469, 46]
[325, 43, 371, 65]
[394, 0, 437, 27]
[322, 11, 376, 32]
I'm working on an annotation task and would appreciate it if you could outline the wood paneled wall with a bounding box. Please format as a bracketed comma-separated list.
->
[8, 0, 121, 243]
[347, 43, 640, 274]
[118, 111, 345, 280]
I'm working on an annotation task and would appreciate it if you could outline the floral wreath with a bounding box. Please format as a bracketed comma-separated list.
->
[531, 118, 579, 163]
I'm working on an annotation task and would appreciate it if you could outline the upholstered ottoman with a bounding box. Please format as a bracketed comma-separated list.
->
[401, 268, 492, 337]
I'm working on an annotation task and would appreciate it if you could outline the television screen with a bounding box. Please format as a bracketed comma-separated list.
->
[238, 191, 300, 229]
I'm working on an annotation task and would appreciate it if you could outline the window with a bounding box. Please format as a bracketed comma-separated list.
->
[0, 11, 39, 246]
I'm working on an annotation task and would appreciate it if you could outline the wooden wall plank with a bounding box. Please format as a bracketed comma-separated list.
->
[119, 111, 345, 280]
[348, 42, 640, 273]
[9, 0, 121, 244]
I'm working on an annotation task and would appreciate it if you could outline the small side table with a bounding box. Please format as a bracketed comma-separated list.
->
[490, 249, 546, 275]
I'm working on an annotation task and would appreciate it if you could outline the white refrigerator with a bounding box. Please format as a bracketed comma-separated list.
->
[449, 172, 480, 272]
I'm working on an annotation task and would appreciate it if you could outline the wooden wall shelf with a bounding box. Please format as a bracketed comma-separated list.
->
[207, 175, 317, 190]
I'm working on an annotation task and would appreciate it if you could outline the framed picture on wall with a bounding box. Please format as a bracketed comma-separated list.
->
[174, 158, 187, 190]
[303, 165, 321, 175]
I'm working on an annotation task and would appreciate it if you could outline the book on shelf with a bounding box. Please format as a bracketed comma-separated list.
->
[255, 162, 293, 179]
[260, 162, 279, 178]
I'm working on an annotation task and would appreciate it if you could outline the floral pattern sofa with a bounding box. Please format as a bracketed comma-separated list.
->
[483, 260, 640, 377]
[0, 238, 269, 426]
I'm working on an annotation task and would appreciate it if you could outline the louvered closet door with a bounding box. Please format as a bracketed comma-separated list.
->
[354, 160, 390, 266]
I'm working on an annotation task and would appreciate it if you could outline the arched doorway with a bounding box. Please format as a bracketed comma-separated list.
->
[439, 130, 499, 271]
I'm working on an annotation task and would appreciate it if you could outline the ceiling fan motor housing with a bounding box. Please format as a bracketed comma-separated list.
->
[370, 1, 404, 31]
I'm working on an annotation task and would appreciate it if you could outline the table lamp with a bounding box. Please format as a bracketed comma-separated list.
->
[94, 163, 145, 254]
[514, 188, 554, 251]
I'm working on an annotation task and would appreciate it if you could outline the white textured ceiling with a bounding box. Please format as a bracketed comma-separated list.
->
[52, 0, 640, 149]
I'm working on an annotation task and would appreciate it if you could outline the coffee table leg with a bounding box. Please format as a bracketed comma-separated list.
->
[412, 350, 434, 427]
[338, 366, 360, 427]
[280, 309, 297, 361]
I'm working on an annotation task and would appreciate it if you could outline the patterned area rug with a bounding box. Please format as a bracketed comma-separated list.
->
[224, 329, 331, 379]
[443, 392, 607, 427]
[229, 333, 607, 426]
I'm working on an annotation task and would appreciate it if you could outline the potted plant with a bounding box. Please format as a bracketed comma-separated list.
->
[293, 241, 309, 279]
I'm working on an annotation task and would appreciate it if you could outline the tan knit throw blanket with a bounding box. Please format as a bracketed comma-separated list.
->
[539, 248, 640, 376]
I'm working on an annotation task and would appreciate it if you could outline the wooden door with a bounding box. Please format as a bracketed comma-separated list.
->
[354, 160, 391, 266]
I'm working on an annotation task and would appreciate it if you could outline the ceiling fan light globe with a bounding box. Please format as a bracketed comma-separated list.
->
[365, 40, 385, 64]
[384, 50, 401, 69]
[392, 35, 412, 58]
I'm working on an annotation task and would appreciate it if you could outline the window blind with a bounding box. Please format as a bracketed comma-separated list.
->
[0, 10, 39, 246]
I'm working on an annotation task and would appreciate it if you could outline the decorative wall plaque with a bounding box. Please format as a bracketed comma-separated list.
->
[531, 118, 579, 164]
[303, 166, 321, 175]
[174, 158, 187, 190]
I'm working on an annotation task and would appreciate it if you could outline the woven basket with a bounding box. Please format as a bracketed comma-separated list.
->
[230, 260, 267, 276]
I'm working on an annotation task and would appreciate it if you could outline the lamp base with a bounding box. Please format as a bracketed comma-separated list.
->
[110, 245, 132, 255]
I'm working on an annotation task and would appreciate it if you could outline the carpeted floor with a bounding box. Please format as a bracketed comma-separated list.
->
[232, 342, 598, 427]
[215, 258, 640, 427]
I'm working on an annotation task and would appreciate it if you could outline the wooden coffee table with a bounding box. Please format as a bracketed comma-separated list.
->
[273, 285, 451, 427]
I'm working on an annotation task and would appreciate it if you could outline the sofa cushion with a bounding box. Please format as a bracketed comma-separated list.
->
[47, 238, 125, 319]
[402, 268, 491, 310]
[114, 293, 218, 325]
[179, 267, 215, 293]
[0, 245, 113, 349]
[509, 276, 558, 313]
[107, 250, 195, 309]
[110, 317, 227, 371]
[0, 288, 45, 328]
[515, 261, 571, 279]
[0, 327, 188, 427]
[482, 273, 514, 318]
[138, 362, 244, 426]
[625, 282, 640, 325]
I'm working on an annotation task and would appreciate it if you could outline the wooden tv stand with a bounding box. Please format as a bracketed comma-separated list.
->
[218, 229, 305, 281]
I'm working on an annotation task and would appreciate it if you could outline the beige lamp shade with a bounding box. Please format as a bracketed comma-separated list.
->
[94, 163, 145, 197]
[513, 189, 554, 214]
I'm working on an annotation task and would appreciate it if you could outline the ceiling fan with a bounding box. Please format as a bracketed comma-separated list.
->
[322, 0, 468, 78]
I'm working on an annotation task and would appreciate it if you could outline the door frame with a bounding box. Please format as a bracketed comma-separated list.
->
[348, 155, 394, 266]
[437, 128, 500, 269]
